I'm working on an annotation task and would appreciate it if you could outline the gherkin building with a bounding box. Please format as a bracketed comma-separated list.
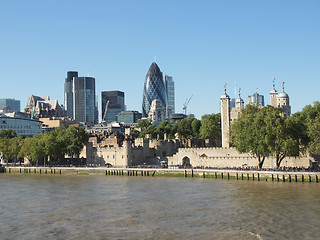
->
[142, 62, 167, 117]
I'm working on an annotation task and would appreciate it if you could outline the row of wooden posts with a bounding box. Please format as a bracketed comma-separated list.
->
[106, 170, 156, 177]
[185, 169, 319, 182]
[5, 168, 62, 175]
[2, 168, 318, 182]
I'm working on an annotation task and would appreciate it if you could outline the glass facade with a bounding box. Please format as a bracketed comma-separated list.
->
[0, 99, 20, 111]
[65, 71, 97, 124]
[0, 117, 42, 136]
[248, 92, 264, 107]
[142, 62, 167, 118]
[117, 111, 142, 124]
[101, 91, 125, 123]
[163, 74, 175, 118]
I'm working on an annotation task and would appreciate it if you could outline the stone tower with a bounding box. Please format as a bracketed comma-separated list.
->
[277, 82, 291, 116]
[270, 77, 278, 107]
[221, 85, 230, 148]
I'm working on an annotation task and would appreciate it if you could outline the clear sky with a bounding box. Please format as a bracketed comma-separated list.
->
[1, 0, 319, 119]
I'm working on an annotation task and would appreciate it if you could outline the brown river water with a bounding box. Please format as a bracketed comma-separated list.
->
[0, 174, 319, 239]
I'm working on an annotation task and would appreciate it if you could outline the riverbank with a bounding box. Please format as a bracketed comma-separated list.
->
[1, 166, 319, 183]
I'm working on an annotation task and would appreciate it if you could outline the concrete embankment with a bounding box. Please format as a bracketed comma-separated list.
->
[1, 166, 319, 182]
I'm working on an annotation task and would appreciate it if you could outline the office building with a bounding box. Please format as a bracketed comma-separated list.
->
[117, 111, 142, 124]
[163, 74, 175, 118]
[0, 98, 20, 112]
[0, 115, 42, 136]
[64, 71, 98, 124]
[142, 62, 167, 118]
[248, 92, 264, 107]
[101, 91, 125, 123]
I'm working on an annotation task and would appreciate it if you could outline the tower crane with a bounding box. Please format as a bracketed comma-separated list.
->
[102, 100, 110, 123]
[183, 95, 193, 115]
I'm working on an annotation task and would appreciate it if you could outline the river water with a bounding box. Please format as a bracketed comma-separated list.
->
[0, 175, 319, 239]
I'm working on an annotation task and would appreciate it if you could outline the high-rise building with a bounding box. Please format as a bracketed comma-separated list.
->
[248, 92, 264, 107]
[0, 98, 20, 111]
[64, 71, 98, 124]
[64, 71, 78, 118]
[101, 91, 125, 123]
[163, 74, 175, 118]
[142, 62, 167, 118]
[117, 111, 142, 124]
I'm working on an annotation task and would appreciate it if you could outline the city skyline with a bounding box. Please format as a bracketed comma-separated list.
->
[0, 0, 319, 118]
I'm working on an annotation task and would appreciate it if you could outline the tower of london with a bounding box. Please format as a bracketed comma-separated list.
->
[220, 78, 291, 148]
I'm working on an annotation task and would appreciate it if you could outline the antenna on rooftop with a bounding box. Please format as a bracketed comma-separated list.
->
[87, 70, 90, 77]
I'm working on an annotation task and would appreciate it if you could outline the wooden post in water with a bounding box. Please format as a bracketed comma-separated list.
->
[295, 175, 297, 182]
[45, 169, 47, 174]
[221, 172, 223, 179]
[316, 175, 318, 183]
[258, 173, 260, 181]
[309, 175, 311, 182]
[241, 173, 243, 180]
[147, 171, 149, 176]
[203, 172, 205, 178]
[29, 169, 31, 174]
[40, 169, 41, 174]
[227, 172, 230, 180]
[191, 170, 194, 178]
[20, 168, 21, 174]
[9, 168, 11, 173]
[277, 174, 279, 182]
[252, 174, 254, 181]
[302, 175, 304, 182]
[106, 170, 107, 175]
[184, 170, 187, 178]
[282, 175, 285, 182]
[34, 169, 36, 174]
[152, 171, 156, 177]
[272, 174, 274, 181]
[236, 173, 238, 180]
[60, 169, 61, 174]
[215, 172, 217, 178]
[247, 173, 249, 180]
[289, 175, 291, 182]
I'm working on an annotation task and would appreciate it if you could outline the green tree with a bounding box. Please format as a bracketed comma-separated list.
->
[263, 106, 304, 168]
[199, 113, 221, 146]
[299, 101, 320, 155]
[65, 126, 89, 159]
[177, 118, 194, 146]
[191, 118, 201, 138]
[308, 115, 320, 155]
[230, 105, 268, 168]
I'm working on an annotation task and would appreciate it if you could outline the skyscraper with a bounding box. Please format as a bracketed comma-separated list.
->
[0, 98, 20, 111]
[64, 71, 78, 118]
[142, 62, 167, 118]
[64, 71, 98, 124]
[163, 74, 175, 118]
[101, 91, 125, 123]
[248, 92, 264, 107]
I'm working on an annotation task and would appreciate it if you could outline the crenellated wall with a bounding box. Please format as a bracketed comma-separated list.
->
[168, 147, 313, 168]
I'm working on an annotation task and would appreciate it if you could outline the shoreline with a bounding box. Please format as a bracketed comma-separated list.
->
[1, 166, 319, 182]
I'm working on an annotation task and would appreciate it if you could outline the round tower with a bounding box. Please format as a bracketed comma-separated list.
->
[277, 81, 291, 116]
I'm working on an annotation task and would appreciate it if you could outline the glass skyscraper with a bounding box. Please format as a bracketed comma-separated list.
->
[101, 91, 125, 123]
[142, 62, 167, 118]
[0, 98, 20, 111]
[163, 74, 175, 118]
[64, 71, 98, 124]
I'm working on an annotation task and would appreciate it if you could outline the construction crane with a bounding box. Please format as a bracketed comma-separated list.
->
[102, 100, 110, 123]
[183, 95, 193, 115]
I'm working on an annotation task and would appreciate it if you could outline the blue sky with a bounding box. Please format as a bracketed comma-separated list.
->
[0, 0, 319, 119]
